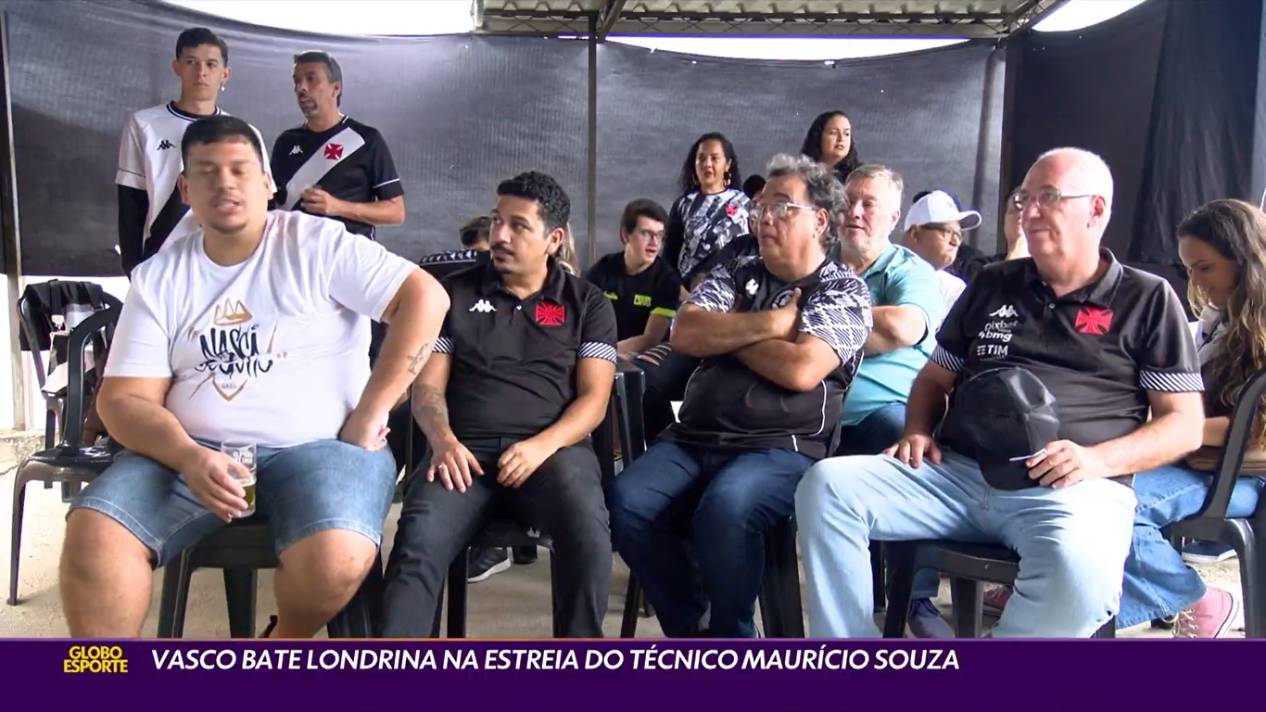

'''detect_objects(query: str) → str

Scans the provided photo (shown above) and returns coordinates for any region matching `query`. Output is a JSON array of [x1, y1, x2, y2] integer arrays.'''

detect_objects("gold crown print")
[[213, 299, 253, 326]]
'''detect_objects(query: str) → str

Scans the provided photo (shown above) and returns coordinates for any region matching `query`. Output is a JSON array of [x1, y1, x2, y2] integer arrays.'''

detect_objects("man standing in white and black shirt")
[[269, 51, 405, 239], [116, 27, 272, 277]]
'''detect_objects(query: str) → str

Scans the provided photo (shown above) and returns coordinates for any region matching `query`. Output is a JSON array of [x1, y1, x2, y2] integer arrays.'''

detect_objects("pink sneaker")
[[1174, 587, 1240, 638], [983, 585, 1012, 615]]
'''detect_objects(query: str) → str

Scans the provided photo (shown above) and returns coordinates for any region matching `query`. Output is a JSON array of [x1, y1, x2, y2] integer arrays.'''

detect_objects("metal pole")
[[971, 42, 1003, 253], [0, 10, 26, 430], [586, 12, 597, 268]]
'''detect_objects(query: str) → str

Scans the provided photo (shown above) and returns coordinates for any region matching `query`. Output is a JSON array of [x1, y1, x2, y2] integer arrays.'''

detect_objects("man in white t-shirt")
[[61, 115, 449, 638], [116, 27, 274, 277], [902, 190, 981, 309]]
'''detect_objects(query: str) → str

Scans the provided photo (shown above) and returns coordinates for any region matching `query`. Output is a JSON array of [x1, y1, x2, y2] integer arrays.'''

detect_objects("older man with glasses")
[[796, 147, 1206, 638], [608, 154, 871, 638], [902, 190, 983, 309]]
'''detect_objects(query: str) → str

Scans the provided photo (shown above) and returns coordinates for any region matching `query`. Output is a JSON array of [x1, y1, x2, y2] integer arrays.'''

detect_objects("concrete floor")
[[0, 452, 1248, 639]]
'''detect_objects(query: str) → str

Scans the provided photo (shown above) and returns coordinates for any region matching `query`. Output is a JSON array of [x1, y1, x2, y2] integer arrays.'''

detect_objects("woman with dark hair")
[[661, 132, 751, 288], [1111, 199, 1266, 638], [800, 110, 859, 182]]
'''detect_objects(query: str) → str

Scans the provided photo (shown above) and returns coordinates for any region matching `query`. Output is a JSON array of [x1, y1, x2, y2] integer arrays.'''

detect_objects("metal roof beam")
[[596, 0, 628, 40], [481, 8, 1015, 38]]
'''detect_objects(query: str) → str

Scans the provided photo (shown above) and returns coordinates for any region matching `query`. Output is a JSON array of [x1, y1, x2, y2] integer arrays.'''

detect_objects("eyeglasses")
[[748, 201, 818, 223], [632, 229, 664, 242], [1011, 188, 1097, 212], [921, 225, 962, 241]]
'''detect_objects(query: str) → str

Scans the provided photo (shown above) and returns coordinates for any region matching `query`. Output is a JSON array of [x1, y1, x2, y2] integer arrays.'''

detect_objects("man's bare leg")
[[60, 509, 154, 636], [271, 529, 376, 638]]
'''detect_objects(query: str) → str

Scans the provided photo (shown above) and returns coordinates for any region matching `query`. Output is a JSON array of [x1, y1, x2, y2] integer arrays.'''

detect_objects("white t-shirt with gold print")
[[107, 210, 416, 448]]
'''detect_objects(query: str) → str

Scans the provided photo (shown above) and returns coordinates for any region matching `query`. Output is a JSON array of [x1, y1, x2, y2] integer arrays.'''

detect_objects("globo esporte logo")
[[63, 644, 128, 673]]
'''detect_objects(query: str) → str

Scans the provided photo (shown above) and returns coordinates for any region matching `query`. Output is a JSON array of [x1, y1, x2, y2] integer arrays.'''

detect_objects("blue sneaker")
[[907, 598, 954, 639]]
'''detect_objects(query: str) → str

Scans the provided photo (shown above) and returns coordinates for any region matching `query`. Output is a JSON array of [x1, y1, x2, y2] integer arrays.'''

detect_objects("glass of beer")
[[221, 442, 257, 518]]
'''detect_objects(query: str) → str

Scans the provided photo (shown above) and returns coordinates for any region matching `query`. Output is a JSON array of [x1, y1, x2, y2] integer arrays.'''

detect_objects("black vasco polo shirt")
[[584, 252, 682, 341], [665, 256, 872, 459], [435, 258, 618, 440], [932, 249, 1202, 451], [270, 116, 403, 238]]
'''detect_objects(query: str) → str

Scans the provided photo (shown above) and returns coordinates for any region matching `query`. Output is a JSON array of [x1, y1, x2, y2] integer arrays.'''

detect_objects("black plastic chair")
[[9, 303, 118, 605], [883, 541, 1116, 638], [432, 367, 642, 638], [156, 518, 383, 638], [1163, 367, 1266, 638], [15, 281, 120, 450]]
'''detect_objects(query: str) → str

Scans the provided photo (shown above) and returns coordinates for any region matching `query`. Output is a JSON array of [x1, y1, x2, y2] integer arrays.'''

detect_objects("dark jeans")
[[838, 403, 939, 601], [380, 439, 611, 637], [608, 440, 813, 637]]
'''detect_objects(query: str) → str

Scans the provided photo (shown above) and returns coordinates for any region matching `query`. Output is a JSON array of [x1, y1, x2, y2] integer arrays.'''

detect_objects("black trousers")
[[380, 439, 611, 637]]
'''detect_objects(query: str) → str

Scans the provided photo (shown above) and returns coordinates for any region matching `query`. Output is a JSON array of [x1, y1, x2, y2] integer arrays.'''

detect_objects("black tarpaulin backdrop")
[[594, 41, 1004, 262], [1005, 0, 1264, 263], [4, 0, 1001, 276]]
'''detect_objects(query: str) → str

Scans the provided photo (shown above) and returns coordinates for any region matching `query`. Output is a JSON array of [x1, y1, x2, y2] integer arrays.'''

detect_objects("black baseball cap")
[[940, 367, 1061, 490]]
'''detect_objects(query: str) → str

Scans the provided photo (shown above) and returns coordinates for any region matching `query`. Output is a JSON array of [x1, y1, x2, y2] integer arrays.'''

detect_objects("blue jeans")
[[608, 440, 813, 637], [1117, 464, 1264, 628], [796, 450, 1136, 637], [836, 403, 939, 601], [72, 439, 398, 565]]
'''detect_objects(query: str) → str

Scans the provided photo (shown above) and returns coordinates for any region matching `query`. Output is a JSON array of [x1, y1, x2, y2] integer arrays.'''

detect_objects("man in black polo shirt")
[[797, 147, 1205, 637], [609, 154, 872, 637], [585, 199, 682, 358], [381, 172, 617, 637], [270, 51, 404, 239]]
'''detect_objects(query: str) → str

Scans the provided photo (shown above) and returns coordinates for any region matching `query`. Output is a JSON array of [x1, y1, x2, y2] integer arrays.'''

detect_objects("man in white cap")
[[902, 190, 982, 308]]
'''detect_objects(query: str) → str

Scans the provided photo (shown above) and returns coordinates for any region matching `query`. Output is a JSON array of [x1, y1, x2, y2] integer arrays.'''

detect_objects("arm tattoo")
[[411, 384, 450, 431], [406, 340, 434, 375]]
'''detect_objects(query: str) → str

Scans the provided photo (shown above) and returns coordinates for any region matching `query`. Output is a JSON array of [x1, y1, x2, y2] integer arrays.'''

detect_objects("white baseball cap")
[[904, 190, 982, 231]]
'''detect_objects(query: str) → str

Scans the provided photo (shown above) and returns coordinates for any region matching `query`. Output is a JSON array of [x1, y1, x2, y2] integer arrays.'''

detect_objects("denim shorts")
[[71, 438, 398, 567]]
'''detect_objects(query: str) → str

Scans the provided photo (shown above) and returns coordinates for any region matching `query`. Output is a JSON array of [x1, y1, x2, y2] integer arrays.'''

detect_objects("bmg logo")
[[64, 644, 128, 673]]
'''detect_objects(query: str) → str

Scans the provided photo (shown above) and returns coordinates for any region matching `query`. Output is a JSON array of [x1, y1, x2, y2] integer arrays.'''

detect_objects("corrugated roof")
[[476, 0, 1068, 38]]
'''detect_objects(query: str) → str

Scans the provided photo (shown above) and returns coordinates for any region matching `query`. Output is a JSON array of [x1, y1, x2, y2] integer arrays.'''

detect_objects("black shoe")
[[512, 545, 538, 565], [467, 547, 511, 583]]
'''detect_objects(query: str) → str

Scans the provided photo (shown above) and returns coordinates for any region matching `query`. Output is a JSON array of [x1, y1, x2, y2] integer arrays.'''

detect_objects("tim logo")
[[323, 143, 344, 160], [1074, 306, 1113, 335], [989, 304, 1019, 318], [535, 301, 566, 327], [64, 645, 128, 674]]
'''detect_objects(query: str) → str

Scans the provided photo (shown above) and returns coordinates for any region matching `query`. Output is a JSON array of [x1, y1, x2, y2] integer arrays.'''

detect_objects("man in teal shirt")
[[835, 165, 945, 456], [834, 164, 950, 638]]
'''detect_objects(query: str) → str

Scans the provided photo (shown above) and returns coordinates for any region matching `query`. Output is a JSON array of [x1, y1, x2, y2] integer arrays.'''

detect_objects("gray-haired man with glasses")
[[609, 154, 872, 637], [797, 147, 1205, 638]]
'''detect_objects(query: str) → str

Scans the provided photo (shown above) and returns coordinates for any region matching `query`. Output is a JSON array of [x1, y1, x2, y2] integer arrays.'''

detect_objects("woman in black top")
[[800, 110, 860, 184]]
